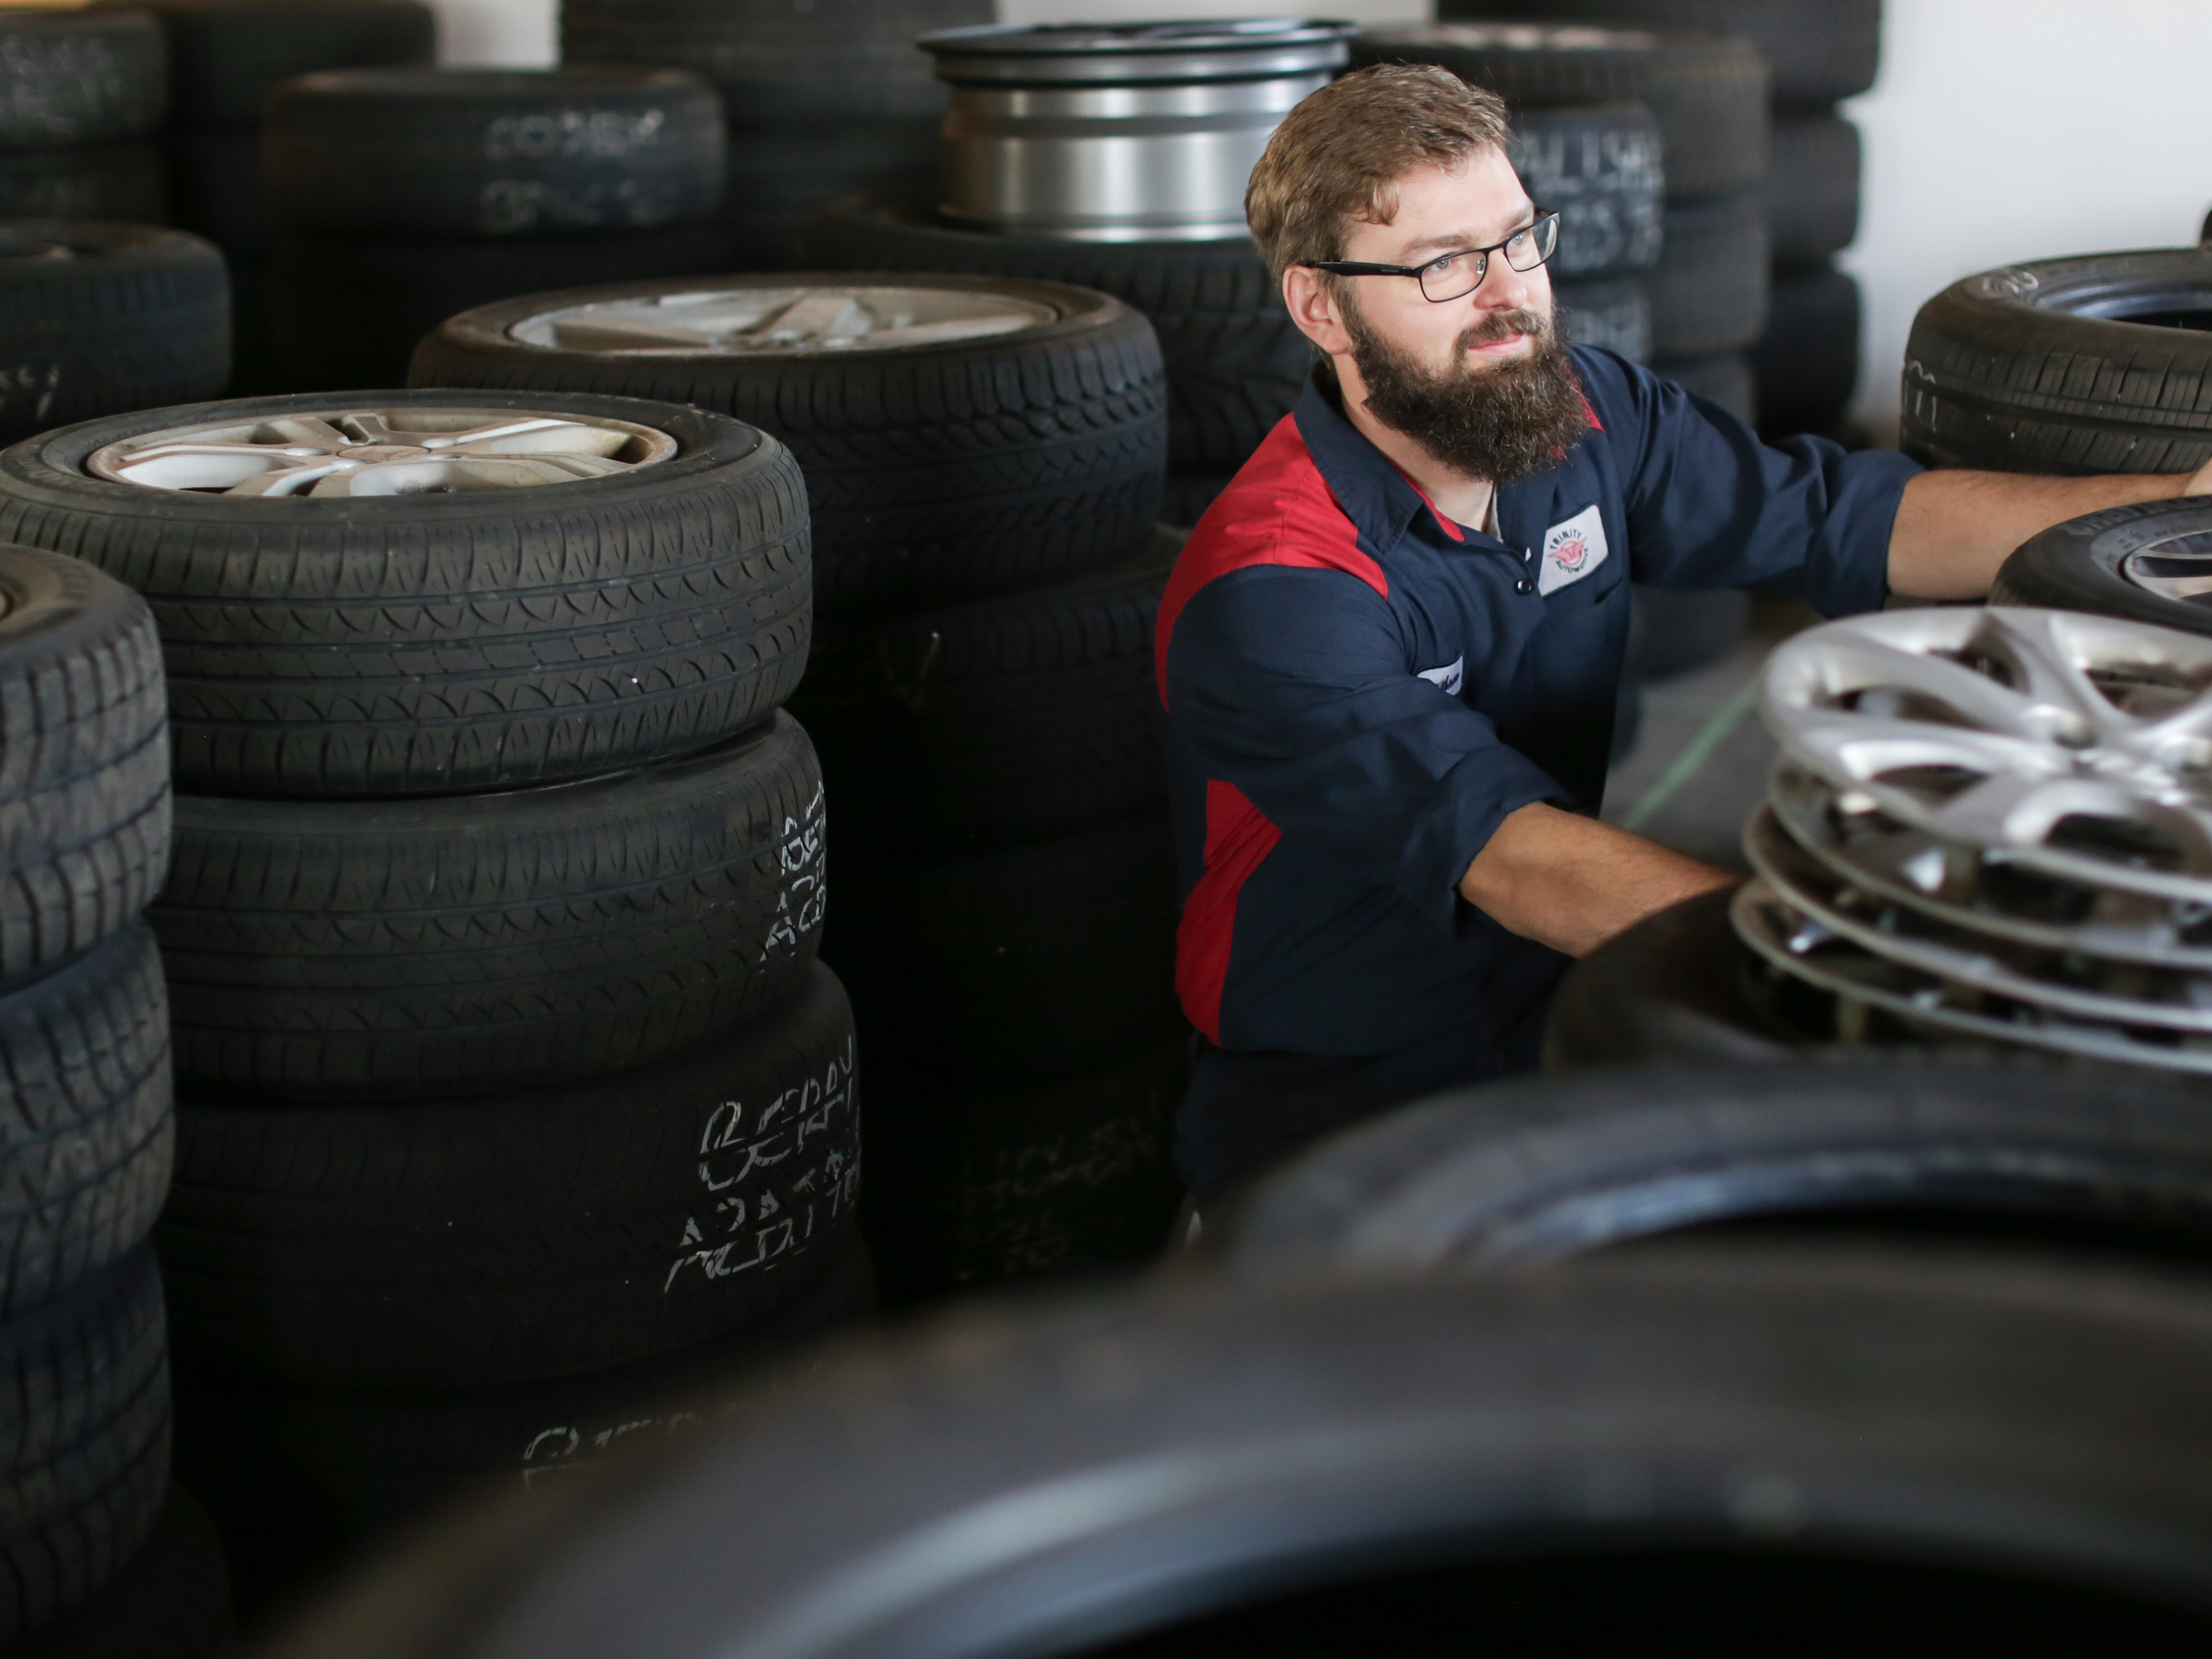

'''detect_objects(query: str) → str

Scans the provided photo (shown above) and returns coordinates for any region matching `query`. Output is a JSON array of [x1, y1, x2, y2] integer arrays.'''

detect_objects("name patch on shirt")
[[1416, 655, 1464, 697], [1537, 503, 1609, 596]]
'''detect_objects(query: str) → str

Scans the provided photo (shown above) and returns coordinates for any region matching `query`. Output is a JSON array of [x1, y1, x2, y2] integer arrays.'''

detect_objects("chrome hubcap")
[[508, 285, 1058, 356]]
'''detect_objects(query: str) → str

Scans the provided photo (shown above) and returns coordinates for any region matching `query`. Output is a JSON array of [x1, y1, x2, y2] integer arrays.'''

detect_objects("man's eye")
[[1505, 229, 1531, 253], [1430, 252, 1464, 274]]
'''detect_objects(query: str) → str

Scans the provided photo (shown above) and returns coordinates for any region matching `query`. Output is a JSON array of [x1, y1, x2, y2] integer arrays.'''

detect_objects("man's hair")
[[1245, 64, 1512, 285]]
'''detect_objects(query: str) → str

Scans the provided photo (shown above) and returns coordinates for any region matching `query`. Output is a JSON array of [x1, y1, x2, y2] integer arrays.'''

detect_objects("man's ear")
[[1283, 265, 1354, 359]]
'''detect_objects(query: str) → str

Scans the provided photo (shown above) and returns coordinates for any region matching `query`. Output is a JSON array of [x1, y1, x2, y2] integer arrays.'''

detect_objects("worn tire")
[[411, 274, 1168, 615], [1651, 351, 1755, 425], [1543, 886, 1787, 1071], [1557, 276, 1651, 363], [1508, 103, 1662, 280], [0, 12, 166, 149], [1649, 190, 1768, 357], [802, 199, 1302, 474], [0, 224, 228, 445], [153, 712, 827, 1102], [1752, 263, 1860, 437], [1766, 112, 1861, 268], [1902, 251, 2212, 476], [264, 69, 725, 239], [124, 0, 434, 133], [8, 1486, 228, 1659], [795, 528, 1178, 851], [1457, 0, 1881, 106], [0, 390, 809, 797], [0, 144, 165, 223], [1993, 497, 2212, 637], [1355, 23, 1769, 200]]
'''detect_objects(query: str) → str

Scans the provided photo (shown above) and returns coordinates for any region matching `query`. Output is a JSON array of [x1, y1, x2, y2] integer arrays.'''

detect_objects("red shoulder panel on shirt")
[[1154, 414, 1387, 707]]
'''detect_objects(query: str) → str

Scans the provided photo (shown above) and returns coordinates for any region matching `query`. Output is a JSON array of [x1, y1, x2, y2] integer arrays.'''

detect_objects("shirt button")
[[1515, 577, 1535, 596]]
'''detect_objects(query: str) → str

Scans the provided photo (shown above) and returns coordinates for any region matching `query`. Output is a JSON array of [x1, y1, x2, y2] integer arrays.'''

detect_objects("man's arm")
[[1458, 801, 1736, 958], [1888, 458, 2212, 601]]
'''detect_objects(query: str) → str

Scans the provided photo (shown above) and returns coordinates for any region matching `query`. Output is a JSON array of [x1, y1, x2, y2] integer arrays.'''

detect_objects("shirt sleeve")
[[1575, 347, 1922, 617], [1164, 562, 1569, 929]]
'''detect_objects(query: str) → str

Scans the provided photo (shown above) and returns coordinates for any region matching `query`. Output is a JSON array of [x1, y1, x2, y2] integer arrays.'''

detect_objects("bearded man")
[[1160, 64, 2212, 1204]]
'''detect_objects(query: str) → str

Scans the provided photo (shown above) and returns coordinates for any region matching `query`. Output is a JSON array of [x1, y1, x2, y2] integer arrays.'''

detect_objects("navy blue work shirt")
[[1156, 345, 1922, 1066]]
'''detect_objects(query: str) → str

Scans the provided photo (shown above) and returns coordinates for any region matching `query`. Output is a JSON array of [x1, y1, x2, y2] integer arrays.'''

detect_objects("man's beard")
[[1342, 295, 1591, 487]]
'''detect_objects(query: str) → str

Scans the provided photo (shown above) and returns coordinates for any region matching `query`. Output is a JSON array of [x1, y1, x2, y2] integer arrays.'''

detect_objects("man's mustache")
[[1457, 309, 1549, 353]]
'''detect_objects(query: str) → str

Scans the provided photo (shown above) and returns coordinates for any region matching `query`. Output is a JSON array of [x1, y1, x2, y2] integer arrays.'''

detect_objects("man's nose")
[[1479, 254, 1540, 312]]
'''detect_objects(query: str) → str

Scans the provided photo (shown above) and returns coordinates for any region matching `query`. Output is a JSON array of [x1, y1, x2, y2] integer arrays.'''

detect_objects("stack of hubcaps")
[[1735, 605, 2212, 1074]]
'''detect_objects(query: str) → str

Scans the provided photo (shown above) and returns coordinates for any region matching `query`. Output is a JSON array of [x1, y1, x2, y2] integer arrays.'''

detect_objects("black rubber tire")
[[8, 1486, 229, 1659], [1451, 0, 1882, 106], [160, 961, 857, 1385], [827, 811, 1180, 1093], [1766, 112, 1861, 268], [152, 712, 827, 1102], [0, 546, 169, 983], [0, 924, 172, 1327], [263, 68, 725, 239], [411, 274, 1169, 616], [0, 389, 809, 798], [0, 223, 229, 445], [1993, 497, 2212, 637], [1354, 24, 1770, 201], [559, 0, 989, 123], [1160, 471, 1232, 529], [0, 144, 165, 223], [1223, 1061, 2212, 1280], [1556, 276, 1650, 363], [1508, 103, 1662, 280], [272, 226, 749, 390], [794, 528, 1180, 852], [800, 199, 1302, 475], [863, 1030, 1187, 1307], [124, 0, 434, 133], [1648, 190, 1769, 357], [1624, 585, 1749, 681], [1902, 250, 2212, 476], [0, 1245, 170, 1649], [721, 120, 937, 271], [255, 1254, 2212, 1659], [0, 12, 167, 149], [166, 131, 272, 257], [1651, 351, 1755, 425], [1752, 263, 1860, 437]]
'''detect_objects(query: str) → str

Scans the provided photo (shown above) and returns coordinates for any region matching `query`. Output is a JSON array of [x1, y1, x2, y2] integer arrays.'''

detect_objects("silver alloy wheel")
[[507, 285, 1058, 356], [1761, 606, 2212, 904], [84, 407, 677, 497], [2121, 529, 2212, 608]]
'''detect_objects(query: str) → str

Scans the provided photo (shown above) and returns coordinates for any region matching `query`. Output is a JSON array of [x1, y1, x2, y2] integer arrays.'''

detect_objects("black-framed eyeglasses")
[[1307, 211, 1561, 303]]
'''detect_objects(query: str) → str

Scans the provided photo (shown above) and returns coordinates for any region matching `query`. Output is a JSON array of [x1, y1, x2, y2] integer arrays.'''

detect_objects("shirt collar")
[[1290, 368, 1486, 555]]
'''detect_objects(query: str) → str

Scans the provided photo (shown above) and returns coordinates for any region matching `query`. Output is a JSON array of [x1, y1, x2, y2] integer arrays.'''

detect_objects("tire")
[[160, 962, 857, 1385], [559, 0, 989, 123], [1902, 251, 2212, 476], [257, 1255, 2212, 1659], [0, 1246, 169, 1649], [1766, 112, 1861, 268], [0, 924, 171, 1325], [272, 226, 749, 390], [722, 120, 937, 270], [1624, 585, 1748, 681], [1354, 24, 1770, 200], [1651, 351, 1756, 424], [1222, 1062, 2212, 1280], [1752, 264, 1860, 437], [0, 224, 229, 445], [8, 1486, 229, 1659], [166, 131, 272, 257], [1160, 471, 1232, 529], [263, 69, 725, 239], [0, 390, 809, 798], [801, 199, 1304, 474], [793, 528, 1180, 851], [129, 0, 435, 133], [0, 12, 166, 149], [411, 274, 1169, 615], [153, 712, 827, 1102], [1648, 190, 1769, 357], [1452, 0, 1882, 106], [827, 811, 1180, 1092], [0, 546, 169, 983], [863, 1031, 1187, 1307], [1992, 497, 2212, 638], [1557, 276, 1650, 363], [0, 144, 165, 223], [1507, 103, 1662, 280]]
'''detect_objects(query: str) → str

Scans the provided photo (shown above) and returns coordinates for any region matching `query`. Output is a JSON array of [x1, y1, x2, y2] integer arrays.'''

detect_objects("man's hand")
[[1459, 801, 1738, 958], [1888, 465, 2212, 602]]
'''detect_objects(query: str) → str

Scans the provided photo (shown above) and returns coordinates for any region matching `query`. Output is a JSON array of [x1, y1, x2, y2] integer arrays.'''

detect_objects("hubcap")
[[507, 285, 1058, 356]]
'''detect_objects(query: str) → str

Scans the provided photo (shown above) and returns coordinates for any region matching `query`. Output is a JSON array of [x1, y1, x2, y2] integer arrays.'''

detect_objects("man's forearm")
[[1458, 801, 1737, 958], [1887, 468, 2203, 601]]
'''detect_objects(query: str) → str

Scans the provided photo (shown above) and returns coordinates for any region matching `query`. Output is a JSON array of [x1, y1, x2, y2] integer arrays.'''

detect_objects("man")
[[1160, 64, 2212, 1204]]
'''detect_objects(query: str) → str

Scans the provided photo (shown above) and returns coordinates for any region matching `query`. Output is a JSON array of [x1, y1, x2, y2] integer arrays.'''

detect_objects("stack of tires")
[[134, 0, 437, 394], [0, 8, 169, 223], [413, 274, 1184, 1308], [263, 67, 738, 390], [0, 389, 860, 1610], [561, 0, 988, 268], [0, 546, 231, 1657]]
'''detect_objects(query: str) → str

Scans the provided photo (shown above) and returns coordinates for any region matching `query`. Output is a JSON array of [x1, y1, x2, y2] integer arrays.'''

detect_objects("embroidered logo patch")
[[1537, 503, 1609, 596], [1417, 655, 1465, 697]]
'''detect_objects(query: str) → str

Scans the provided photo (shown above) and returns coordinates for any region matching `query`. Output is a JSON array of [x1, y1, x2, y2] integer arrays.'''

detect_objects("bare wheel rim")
[[83, 407, 679, 498], [2121, 526, 2212, 608], [1760, 606, 2212, 904], [505, 284, 1061, 356]]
